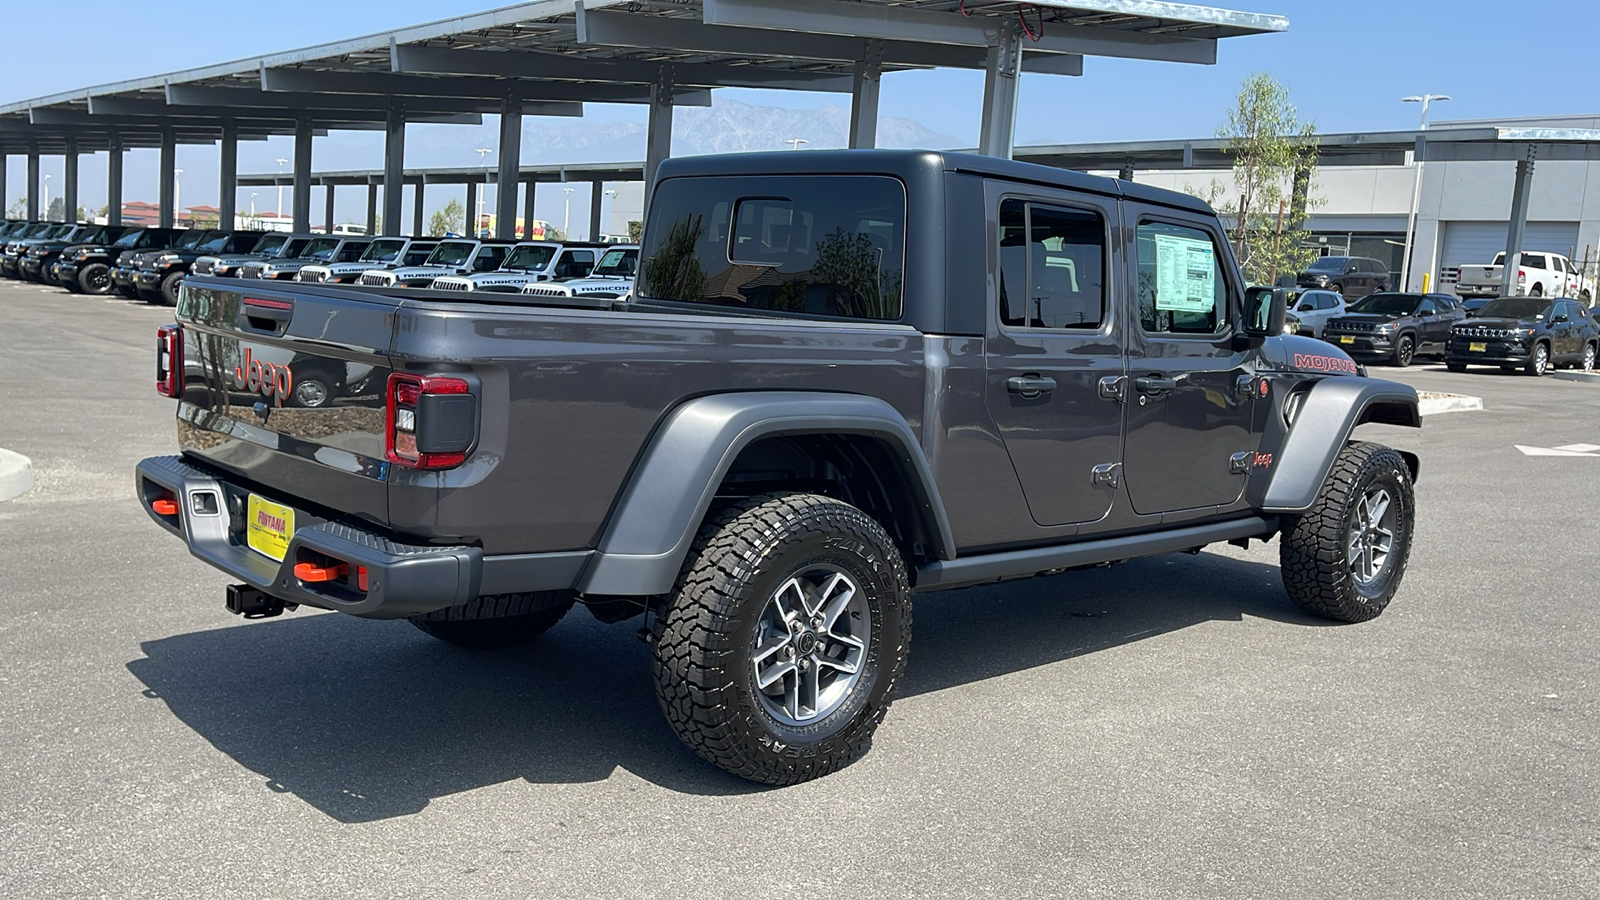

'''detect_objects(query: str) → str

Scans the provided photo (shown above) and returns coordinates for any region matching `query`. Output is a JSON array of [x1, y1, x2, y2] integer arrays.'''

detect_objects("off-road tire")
[[1391, 333, 1415, 367], [158, 270, 184, 307], [1524, 341, 1550, 376], [1280, 442, 1413, 623], [654, 492, 910, 786], [409, 591, 575, 649]]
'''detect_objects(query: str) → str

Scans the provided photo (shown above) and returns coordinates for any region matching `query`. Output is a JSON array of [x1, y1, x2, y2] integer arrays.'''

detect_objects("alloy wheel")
[[1347, 487, 1396, 586], [751, 566, 870, 726]]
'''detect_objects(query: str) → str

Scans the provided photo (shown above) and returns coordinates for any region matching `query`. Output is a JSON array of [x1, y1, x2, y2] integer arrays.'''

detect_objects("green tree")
[[6, 198, 25, 218], [427, 198, 465, 236], [46, 197, 64, 222], [627, 220, 643, 243], [1206, 73, 1320, 285]]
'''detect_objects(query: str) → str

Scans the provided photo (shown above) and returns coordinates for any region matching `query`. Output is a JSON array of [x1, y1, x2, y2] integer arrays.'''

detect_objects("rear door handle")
[[1007, 375, 1057, 396], [1135, 375, 1179, 394]]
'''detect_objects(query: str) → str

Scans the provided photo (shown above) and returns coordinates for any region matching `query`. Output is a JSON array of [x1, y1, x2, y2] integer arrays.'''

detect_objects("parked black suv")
[[1298, 256, 1392, 299], [21, 224, 129, 286], [135, 231, 267, 305], [58, 227, 185, 295], [1446, 297, 1600, 375], [1322, 292, 1467, 366]]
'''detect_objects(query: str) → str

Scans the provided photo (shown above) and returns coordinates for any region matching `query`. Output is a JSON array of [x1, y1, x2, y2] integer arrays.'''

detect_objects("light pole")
[[605, 189, 617, 241], [174, 169, 183, 226], [1400, 94, 1450, 291], [42, 174, 51, 220], [250, 192, 258, 217], [563, 187, 574, 237], [275, 158, 287, 223], [784, 138, 809, 151], [474, 148, 492, 235]]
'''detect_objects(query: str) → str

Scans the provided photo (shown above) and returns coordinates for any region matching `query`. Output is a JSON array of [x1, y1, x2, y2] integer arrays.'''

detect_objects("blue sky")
[[2, 0, 1597, 225]]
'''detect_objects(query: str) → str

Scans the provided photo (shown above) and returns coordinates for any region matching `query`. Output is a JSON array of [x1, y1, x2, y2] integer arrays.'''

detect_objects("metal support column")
[[63, 138, 79, 222], [383, 104, 406, 237], [588, 183, 604, 241], [0, 154, 6, 218], [106, 136, 123, 226], [523, 181, 537, 238], [366, 183, 378, 235], [218, 122, 238, 231], [292, 116, 313, 233], [465, 180, 478, 236], [643, 65, 676, 215], [1118, 160, 1135, 182], [977, 23, 1024, 159], [413, 179, 425, 236], [25, 147, 39, 221], [1500, 152, 1536, 298], [849, 39, 883, 150], [496, 96, 523, 239], [324, 184, 336, 234], [158, 131, 176, 228]]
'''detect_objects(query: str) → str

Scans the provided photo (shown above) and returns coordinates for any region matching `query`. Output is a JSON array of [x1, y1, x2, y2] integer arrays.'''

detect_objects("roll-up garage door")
[[1440, 221, 1580, 270]]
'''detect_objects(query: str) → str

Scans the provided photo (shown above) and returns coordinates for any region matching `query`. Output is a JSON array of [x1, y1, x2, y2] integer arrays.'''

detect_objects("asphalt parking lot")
[[1, 281, 1596, 899]]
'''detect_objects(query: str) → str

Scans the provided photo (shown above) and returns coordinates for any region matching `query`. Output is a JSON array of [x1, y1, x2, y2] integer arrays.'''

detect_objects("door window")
[[997, 199, 1106, 330], [1522, 254, 1546, 269], [1136, 220, 1229, 334], [1417, 299, 1438, 316], [473, 246, 509, 271]]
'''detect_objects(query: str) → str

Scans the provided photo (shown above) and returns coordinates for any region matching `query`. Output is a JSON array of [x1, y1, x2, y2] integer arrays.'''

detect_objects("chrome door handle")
[[1006, 375, 1057, 397]]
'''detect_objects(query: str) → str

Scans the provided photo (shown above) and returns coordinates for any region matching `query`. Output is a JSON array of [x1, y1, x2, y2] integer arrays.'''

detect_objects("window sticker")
[[1152, 233, 1216, 312]]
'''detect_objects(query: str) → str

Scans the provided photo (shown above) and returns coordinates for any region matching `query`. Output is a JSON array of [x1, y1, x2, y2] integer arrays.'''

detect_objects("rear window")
[[637, 174, 907, 321]]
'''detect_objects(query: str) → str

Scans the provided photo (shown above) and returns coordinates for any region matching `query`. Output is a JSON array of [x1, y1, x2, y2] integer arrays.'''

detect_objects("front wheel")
[[654, 492, 910, 785], [1280, 442, 1414, 623], [158, 271, 184, 307], [1524, 342, 1550, 376], [1583, 343, 1597, 373], [78, 263, 112, 295], [1391, 334, 1415, 367]]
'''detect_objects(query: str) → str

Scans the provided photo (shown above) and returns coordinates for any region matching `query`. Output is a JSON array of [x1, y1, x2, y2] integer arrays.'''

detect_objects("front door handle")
[[1007, 375, 1057, 397], [1135, 375, 1179, 395]]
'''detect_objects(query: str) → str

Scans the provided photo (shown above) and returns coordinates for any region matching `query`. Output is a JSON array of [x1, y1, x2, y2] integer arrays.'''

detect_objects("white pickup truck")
[[1456, 251, 1594, 301]]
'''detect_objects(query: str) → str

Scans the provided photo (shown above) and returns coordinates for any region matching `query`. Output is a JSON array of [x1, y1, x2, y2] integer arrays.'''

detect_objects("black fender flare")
[[1254, 377, 1421, 514], [577, 392, 955, 597]]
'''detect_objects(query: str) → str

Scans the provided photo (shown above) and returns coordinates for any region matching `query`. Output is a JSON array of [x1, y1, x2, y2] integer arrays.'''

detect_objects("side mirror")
[[1241, 286, 1286, 341], [1552, 314, 1569, 323]]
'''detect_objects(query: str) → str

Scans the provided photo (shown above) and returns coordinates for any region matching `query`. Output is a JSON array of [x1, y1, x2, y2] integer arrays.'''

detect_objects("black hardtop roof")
[[655, 149, 1214, 215]]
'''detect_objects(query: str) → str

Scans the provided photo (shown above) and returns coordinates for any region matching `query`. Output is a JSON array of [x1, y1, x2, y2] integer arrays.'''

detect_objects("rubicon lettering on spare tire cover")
[[233, 347, 292, 407]]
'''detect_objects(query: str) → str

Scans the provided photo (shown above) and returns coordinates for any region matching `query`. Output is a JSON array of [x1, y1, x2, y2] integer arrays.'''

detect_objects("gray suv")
[[1298, 256, 1391, 299]]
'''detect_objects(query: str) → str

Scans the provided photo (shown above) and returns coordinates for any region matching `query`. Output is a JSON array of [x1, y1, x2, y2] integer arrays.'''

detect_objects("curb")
[[1417, 392, 1483, 416], [0, 448, 33, 501], [1553, 371, 1600, 385]]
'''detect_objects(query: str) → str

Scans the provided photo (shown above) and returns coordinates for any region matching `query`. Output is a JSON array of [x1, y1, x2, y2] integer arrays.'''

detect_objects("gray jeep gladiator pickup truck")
[[136, 150, 1421, 785]]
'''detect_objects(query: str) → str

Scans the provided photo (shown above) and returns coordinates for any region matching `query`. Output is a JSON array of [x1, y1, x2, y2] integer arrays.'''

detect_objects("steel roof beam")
[[161, 84, 578, 118], [393, 44, 857, 92], [258, 66, 713, 106], [30, 108, 435, 131], [575, 8, 1083, 75], [701, 0, 1217, 65], [91, 94, 489, 125]]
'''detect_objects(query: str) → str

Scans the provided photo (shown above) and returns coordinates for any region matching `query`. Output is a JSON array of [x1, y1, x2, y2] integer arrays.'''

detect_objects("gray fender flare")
[[1256, 377, 1421, 513], [577, 392, 956, 597]]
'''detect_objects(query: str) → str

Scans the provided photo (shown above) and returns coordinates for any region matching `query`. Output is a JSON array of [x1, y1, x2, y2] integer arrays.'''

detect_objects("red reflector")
[[357, 566, 369, 592], [294, 561, 349, 583], [151, 498, 179, 516], [243, 296, 294, 310]]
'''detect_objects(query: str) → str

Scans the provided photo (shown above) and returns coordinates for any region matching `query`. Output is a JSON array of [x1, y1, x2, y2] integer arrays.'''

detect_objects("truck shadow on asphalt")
[[127, 549, 1325, 822]]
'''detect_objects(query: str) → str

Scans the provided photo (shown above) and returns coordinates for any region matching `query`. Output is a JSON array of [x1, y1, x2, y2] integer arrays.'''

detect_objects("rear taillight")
[[156, 324, 182, 397], [1518, 269, 1527, 283], [385, 373, 476, 469]]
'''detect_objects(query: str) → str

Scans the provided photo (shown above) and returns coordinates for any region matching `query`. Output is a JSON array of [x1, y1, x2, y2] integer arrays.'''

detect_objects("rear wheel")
[[1331, 282, 1344, 297], [1530, 284, 1544, 298], [654, 492, 910, 785], [409, 592, 575, 649], [1280, 442, 1414, 623], [78, 263, 111, 295], [1524, 342, 1550, 376], [1584, 343, 1597, 373]]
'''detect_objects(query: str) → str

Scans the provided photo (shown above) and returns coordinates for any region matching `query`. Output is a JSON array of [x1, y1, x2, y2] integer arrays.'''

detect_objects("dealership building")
[[1091, 114, 1600, 292]]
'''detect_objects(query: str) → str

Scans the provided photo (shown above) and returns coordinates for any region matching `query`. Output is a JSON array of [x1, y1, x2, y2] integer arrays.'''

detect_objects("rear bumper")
[[135, 455, 589, 619], [1456, 285, 1503, 297]]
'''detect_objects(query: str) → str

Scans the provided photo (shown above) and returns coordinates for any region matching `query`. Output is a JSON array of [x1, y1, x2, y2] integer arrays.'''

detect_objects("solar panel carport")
[[0, 0, 1286, 238]]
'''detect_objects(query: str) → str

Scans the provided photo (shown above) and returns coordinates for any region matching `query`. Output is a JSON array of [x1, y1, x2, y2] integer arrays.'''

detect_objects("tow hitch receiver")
[[226, 584, 295, 619]]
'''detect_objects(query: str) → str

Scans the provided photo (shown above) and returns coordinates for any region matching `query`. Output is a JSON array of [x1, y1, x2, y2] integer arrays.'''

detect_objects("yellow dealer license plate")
[[247, 495, 295, 562], [1339, 335, 1355, 345], [1469, 342, 1487, 353]]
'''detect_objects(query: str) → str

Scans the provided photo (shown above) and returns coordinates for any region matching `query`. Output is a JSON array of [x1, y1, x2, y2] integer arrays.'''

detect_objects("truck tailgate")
[[175, 277, 395, 527]]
